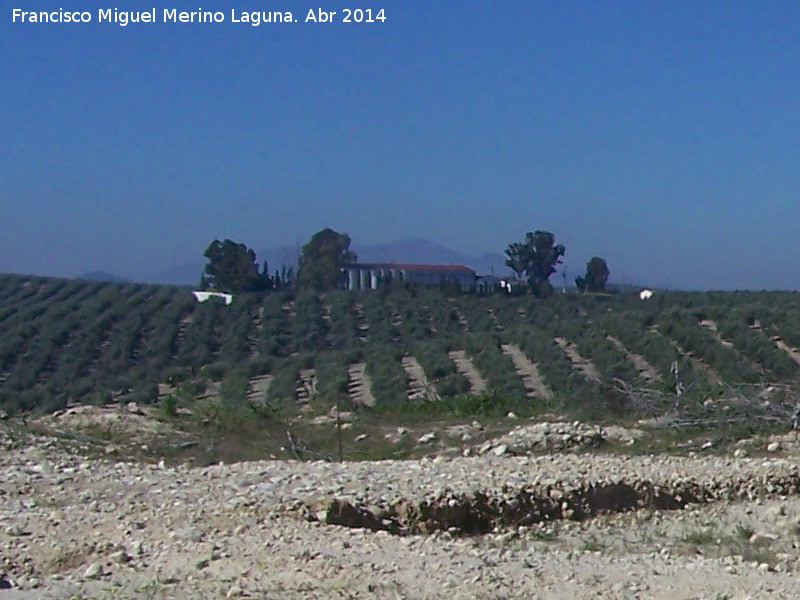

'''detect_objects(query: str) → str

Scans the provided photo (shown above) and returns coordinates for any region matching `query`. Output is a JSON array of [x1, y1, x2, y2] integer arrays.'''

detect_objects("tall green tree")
[[576, 256, 610, 293], [504, 242, 528, 280], [202, 239, 271, 293], [297, 228, 356, 291], [504, 230, 565, 297]]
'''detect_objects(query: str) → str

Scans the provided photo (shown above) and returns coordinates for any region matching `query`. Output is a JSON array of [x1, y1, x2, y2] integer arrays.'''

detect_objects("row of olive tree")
[[504, 230, 610, 296]]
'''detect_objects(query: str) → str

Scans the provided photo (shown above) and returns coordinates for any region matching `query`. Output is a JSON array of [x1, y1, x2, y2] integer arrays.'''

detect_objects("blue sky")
[[2, 1, 800, 289]]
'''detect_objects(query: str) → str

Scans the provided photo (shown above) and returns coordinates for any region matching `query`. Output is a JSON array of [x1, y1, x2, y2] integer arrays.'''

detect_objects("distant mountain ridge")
[[77, 271, 129, 283], [147, 238, 510, 285]]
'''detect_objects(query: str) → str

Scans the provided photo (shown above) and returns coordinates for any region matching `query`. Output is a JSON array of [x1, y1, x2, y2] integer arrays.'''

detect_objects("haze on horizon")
[[3, 1, 800, 290]]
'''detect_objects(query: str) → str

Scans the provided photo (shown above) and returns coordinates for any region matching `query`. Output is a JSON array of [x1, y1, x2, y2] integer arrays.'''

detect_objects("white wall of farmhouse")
[[343, 263, 476, 291]]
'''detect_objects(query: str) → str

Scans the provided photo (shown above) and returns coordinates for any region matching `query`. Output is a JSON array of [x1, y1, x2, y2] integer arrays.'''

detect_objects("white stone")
[[83, 562, 103, 579], [492, 444, 508, 457]]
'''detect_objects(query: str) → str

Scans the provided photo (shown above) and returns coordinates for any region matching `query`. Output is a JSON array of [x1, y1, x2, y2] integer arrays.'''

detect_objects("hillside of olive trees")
[[3, 273, 800, 425]]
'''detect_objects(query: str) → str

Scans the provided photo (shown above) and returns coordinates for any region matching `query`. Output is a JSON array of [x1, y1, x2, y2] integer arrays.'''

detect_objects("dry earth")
[[606, 336, 661, 383], [246, 376, 272, 404], [4, 414, 800, 599], [773, 339, 800, 368], [501, 344, 553, 400], [553, 338, 602, 383], [401, 357, 434, 401], [698, 320, 762, 374], [448, 351, 487, 395], [295, 370, 316, 406], [658, 331, 723, 386], [347, 363, 376, 408]]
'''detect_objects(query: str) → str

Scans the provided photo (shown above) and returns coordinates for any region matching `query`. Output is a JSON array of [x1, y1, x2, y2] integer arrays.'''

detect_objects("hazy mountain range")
[[135, 238, 511, 286], [76, 271, 130, 283]]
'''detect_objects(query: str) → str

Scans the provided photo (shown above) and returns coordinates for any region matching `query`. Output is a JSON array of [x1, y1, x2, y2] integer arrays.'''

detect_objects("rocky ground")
[[3, 412, 800, 599]]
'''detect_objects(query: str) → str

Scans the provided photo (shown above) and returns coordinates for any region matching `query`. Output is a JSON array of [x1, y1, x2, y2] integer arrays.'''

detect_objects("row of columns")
[[346, 268, 403, 291]]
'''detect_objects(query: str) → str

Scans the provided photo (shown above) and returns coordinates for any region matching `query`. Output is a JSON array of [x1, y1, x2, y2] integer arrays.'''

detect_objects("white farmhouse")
[[343, 263, 477, 292], [192, 291, 234, 305]]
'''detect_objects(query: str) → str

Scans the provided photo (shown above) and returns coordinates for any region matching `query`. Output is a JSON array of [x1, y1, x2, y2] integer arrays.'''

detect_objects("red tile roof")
[[348, 263, 475, 274]]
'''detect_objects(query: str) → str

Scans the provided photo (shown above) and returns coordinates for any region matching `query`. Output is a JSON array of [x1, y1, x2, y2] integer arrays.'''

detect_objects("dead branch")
[[286, 430, 301, 459]]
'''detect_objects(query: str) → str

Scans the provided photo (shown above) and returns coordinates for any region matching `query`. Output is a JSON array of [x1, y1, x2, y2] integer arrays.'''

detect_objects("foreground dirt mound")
[[3, 423, 800, 599], [477, 421, 645, 456], [311, 453, 800, 534], [33, 403, 182, 444]]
